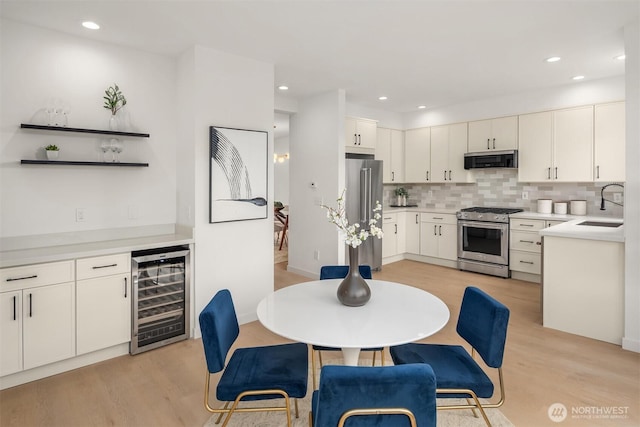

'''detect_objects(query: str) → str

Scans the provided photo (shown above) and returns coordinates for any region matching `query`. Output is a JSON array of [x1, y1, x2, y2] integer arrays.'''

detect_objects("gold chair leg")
[[381, 349, 385, 366], [215, 402, 229, 424], [295, 398, 299, 418], [372, 351, 377, 366], [318, 350, 324, 366]]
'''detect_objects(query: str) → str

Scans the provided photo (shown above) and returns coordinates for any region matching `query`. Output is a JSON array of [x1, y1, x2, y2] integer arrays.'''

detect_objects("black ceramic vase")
[[337, 245, 371, 307]]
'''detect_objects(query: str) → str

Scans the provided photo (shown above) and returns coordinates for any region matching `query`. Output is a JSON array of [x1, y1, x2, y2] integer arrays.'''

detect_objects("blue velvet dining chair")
[[309, 364, 437, 427], [390, 286, 510, 426], [199, 289, 308, 427], [312, 265, 384, 389]]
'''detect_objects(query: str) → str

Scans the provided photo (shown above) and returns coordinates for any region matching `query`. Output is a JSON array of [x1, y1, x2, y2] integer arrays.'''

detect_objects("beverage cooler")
[[130, 245, 190, 354]]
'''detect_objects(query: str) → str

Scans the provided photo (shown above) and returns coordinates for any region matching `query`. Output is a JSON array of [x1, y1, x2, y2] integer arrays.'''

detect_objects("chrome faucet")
[[600, 183, 624, 210]]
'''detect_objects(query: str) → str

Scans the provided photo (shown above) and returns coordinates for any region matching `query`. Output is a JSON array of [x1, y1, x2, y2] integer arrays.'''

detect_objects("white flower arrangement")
[[321, 189, 383, 248]]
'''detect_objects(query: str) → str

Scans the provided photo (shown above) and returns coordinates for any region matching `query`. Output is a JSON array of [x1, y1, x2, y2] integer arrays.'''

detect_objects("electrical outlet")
[[75, 208, 86, 222], [614, 193, 623, 203], [522, 191, 529, 200]]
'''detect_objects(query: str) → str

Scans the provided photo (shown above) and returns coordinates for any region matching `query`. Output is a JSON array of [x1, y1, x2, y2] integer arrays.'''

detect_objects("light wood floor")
[[1, 260, 638, 426]]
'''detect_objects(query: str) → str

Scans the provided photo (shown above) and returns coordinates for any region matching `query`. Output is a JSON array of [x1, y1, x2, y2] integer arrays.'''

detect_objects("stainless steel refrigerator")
[[345, 155, 383, 271]]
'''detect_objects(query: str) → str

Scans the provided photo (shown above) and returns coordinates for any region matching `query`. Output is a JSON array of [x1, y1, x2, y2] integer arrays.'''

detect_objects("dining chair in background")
[[309, 364, 437, 427], [390, 286, 510, 426], [199, 289, 308, 427], [311, 265, 384, 389]]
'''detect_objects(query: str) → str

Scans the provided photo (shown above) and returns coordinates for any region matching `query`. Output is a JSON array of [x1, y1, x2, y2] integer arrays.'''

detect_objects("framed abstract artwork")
[[209, 126, 268, 223]]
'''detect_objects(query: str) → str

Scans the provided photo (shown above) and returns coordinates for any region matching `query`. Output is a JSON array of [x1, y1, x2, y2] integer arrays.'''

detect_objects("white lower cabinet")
[[22, 282, 76, 370], [405, 212, 420, 254], [419, 213, 457, 261], [382, 213, 398, 258], [510, 219, 564, 277], [76, 254, 131, 355], [0, 291, 22, 376]]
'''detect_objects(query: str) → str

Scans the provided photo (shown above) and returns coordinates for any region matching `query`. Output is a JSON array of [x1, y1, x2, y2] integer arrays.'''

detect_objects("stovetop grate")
[[459, 207, 523, 215]]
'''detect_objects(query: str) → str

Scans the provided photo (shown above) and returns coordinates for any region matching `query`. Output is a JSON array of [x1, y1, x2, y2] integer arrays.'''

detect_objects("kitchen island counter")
[[539, 217, 624, 243]]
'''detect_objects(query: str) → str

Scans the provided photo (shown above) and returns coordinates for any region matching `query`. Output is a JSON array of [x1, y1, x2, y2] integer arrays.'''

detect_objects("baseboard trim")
[[622, 337, 640, 353]]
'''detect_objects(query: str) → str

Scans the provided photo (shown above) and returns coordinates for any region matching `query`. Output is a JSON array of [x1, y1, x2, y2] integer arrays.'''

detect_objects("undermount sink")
[[576, 220, 623, 228]]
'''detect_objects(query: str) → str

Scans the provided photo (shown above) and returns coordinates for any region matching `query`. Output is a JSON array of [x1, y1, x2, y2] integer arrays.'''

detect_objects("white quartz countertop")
[[539, 217, 624, 243], [510, 211, 584, 221], [384, 206, 458, 215], [0, 232, 194, 268]]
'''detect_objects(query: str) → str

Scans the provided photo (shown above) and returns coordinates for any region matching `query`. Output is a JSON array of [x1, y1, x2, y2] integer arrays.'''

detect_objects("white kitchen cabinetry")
[[376, 128, 404, 183], [419, 213, 457, 261], [0, 261, 75, 375], [430, 123, 473, 183], [468, 116, 518, 152], [76, 253, 131, 355], [510, 219, 564, 279], [382, 213, 399, 258], [518, 106, 593, 182], [594, 102, 625, 182], [404, 127, 431, 183], [345, 117, 377, 153], [405, 212, 421, 255]]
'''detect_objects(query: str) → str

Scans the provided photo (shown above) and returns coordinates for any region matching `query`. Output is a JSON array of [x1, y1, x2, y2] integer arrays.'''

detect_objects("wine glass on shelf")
[[111, 138, 123, 163], [101, 140, 112, 162]]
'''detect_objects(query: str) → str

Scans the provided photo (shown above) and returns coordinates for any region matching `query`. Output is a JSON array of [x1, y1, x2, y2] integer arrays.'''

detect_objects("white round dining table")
[[256, 279, 450, 366]]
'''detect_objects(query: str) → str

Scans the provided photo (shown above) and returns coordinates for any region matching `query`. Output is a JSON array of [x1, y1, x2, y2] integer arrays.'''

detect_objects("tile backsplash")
[[384, 169, 624, 217]]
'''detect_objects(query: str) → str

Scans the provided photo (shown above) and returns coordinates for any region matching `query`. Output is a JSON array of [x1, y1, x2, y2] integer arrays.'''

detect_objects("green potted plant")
[[394, 187, 408, 206], [103, 83, 127, 130], [44, 144, 59, 160]]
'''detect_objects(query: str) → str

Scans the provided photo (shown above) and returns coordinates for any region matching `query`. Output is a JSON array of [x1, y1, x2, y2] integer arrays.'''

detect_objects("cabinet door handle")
[[448, 170, 452, 181], [520, 260, 534, 265], [443, 170, 447, 180], [439, 225, 442, 236], [415, 214, 419, 224], [487, 138, 490, 150], [13, 296, 17, 321], [6, 274, 37, 282], [519, 240, 534, 244], [358, 134, 362, 145], [492, 138, 496, 149], [394, 224, 397, 234], [519, 223, 534, 227], [426, 171, 429, 181], [536, 242, 542, 246], [29, 293, 33, 317], [432, 217, 443, 220], [92, 263, 117, 269], [596, 165, 600, 179], [433, 225, 437, 235], [547, 167, 551, 180], [555, 167, 558, 179], [124, 277, 128, 298], [391, 171, 394, 181], [353, 133, 357, 145]]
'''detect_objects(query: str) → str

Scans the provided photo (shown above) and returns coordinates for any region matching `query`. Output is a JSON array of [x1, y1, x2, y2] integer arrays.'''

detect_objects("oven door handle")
[[457, 220, 509, 231]]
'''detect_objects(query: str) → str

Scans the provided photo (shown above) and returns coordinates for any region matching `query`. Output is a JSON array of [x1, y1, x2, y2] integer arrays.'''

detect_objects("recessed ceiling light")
[[546, 56, 561, 63], [378, 96, 388, 101], [82, 21, 100, 30], [573, 75, 585, 80], [418, 105, 426, 109], [277, 85, 288, 91], [615, 54, 626, 60]]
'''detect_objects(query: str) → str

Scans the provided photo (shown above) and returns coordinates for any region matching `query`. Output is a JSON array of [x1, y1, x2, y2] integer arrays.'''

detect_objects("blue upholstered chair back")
[[313, 364, 437, 427], [456, 286, 510, 368], [199, 289, 240, 374], [319, 265, 372, 280]]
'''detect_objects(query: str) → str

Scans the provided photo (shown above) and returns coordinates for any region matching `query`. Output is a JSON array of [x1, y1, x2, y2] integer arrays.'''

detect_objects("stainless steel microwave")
[[464, 149, 518, 169]]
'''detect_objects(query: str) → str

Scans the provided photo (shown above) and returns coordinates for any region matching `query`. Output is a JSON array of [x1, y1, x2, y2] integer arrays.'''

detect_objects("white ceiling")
[[1, 1, 636, 115]]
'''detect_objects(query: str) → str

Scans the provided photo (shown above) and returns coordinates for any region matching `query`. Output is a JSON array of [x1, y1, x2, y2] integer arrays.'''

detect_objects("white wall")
[[288, 90, 346, 277], [274, 135, 290, 205], [0, 19, 177, 237], [623, 15, 640, 353], [346, 102, 404, 130], [403, 75, 625, 129], [177, 45, 275, 329]]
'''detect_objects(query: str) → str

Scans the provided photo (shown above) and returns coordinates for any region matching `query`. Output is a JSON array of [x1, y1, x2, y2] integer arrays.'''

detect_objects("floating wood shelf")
[[20, 123, 150, 138], [21, 160, 149, 167]]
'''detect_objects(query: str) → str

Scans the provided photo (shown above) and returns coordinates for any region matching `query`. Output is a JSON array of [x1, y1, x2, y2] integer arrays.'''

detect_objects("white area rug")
[[203, 358, 514, 427]]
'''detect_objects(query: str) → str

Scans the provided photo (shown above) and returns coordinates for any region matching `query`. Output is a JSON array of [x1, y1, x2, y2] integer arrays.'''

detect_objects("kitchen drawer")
[[382, 213, 397, 224], [77, 253, 130, 280], [510, 218, 545, 231], [420, 213, 457, 225], [1, 261, 75, 292], [510, 230, 542, 253], [510, 251, 541, 275]]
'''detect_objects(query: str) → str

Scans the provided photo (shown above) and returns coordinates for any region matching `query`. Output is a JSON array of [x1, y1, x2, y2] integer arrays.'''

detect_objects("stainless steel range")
[[457, 207, 523, 278]]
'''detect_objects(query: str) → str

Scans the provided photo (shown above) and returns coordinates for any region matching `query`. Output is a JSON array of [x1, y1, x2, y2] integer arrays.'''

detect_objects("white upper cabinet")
[[376, 128, 404, 183], [430, 123, 473, 183], [404, 127, 431, 183], [468, 116, 518, 152], [518, 106, 593, 182], [346, 117, 377, 152], [594, 102, 625, 182]]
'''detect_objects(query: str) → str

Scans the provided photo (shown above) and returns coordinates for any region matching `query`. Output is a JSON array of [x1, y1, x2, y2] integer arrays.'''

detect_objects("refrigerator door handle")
[[360, 167, 372, 226]]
